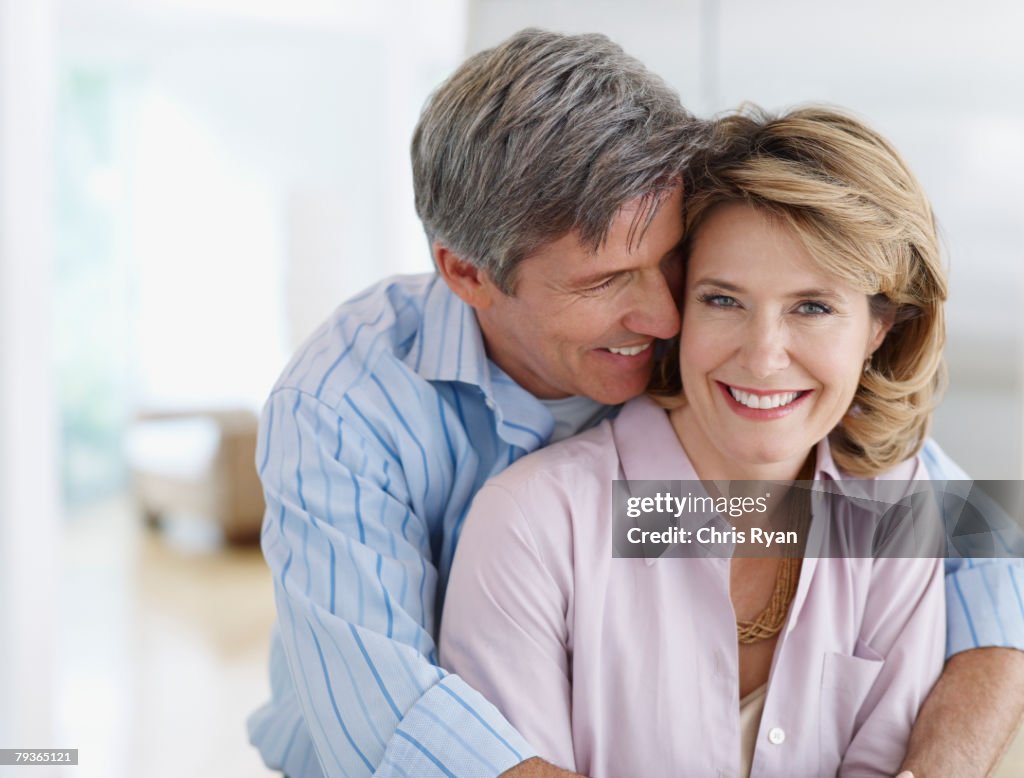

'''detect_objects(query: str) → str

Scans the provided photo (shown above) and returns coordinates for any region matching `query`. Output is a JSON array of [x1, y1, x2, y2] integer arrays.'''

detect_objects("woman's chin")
[[725, 444, 813, 478]]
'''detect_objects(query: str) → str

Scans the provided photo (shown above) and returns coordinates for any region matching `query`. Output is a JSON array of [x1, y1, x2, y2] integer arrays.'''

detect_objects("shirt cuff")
[[376, 674, 537, 778], [945, 557, 1024, 658]]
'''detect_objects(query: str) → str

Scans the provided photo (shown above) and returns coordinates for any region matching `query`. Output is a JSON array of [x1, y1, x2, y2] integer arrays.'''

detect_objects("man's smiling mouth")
[[604, 343, 652, 357]]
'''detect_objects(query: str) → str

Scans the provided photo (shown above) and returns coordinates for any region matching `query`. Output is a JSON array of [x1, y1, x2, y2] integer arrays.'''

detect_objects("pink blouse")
[[440, 396, 944, 777]]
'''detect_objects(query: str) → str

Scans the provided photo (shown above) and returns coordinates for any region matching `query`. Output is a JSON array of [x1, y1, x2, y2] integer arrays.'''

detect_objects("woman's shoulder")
[[814, 445, 940, 557], [486, 418, 622, 496], [867, 453, 928, 481], [483, 393, 681, 506], [819, 439, 927, 483], [464, 418, 622, 567]]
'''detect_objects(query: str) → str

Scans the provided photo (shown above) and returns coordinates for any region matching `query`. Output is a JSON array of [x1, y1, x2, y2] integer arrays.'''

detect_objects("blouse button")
[[768, 727, 786, 745]]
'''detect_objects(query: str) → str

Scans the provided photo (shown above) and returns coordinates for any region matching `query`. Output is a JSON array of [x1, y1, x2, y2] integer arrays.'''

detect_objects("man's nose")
[[622, 270, 681, 339], [739, 318, 791, 379]]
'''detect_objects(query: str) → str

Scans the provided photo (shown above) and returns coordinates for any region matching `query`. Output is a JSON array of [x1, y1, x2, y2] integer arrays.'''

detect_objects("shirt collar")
[[612, 397, 719, 565], [613, 395, 696, 481], [613, 395, 841, 483], [404, 276, 488, 386], [404, 276, 556, 449], [610, 397, 832, 599], [814, 435, 843, 481], [611, 398, 921, 635]]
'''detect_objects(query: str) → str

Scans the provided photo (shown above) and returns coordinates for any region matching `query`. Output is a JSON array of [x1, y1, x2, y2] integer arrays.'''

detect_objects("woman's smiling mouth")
[[718, 382, 812, 418]]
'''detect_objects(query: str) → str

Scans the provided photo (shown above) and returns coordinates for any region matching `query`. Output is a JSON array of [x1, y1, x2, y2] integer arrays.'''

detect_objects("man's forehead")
[[497, 187, 685, 297], [505, 245, 675, 303]]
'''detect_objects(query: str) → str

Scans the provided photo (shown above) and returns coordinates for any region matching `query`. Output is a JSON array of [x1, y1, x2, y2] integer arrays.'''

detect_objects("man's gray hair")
[[412, 28, 707, 294]]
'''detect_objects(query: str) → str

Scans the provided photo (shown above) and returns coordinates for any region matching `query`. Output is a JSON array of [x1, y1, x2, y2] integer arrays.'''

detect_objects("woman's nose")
[[739, 318, 791, 379]]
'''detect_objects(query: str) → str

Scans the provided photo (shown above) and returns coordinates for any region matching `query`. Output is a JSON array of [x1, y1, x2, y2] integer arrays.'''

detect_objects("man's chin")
[[585, 381, 649, 406]]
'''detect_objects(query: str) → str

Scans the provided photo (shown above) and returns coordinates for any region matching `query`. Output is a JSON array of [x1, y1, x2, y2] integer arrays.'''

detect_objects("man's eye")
[[583, 276, 618, 294], [698, 293, 739, 308], [795, 301, 834, 315]]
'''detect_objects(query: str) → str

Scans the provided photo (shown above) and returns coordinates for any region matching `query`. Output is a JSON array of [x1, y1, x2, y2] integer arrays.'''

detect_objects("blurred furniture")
[[125, 408, 264, 544]]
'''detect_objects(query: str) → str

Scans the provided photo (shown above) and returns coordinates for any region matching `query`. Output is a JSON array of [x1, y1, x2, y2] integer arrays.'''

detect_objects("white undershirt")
[[739, 683, 768, 778], [539, 395, 610, 443]]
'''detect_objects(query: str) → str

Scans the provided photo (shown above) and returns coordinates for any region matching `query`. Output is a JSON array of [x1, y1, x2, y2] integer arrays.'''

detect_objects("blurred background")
[[1, 0, 1021, 775]]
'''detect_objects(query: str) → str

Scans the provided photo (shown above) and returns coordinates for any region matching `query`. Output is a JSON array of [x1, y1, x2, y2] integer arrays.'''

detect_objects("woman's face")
[[671, 202, 890, 480]]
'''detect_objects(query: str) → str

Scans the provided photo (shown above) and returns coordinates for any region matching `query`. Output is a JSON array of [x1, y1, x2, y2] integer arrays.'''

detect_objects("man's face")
[[473, 186, 685, 404]]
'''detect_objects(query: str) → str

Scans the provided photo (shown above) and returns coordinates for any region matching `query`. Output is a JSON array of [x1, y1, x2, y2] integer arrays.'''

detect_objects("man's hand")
[[900, 647, 1024, 777], [501, 757, 586, 777]]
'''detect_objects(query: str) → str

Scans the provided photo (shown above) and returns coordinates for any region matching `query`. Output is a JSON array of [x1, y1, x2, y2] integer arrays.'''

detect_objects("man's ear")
[[433, 242, 499, 310]]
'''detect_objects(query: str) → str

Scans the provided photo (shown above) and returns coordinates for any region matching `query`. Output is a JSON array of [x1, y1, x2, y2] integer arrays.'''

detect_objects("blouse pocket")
[[818, 641, 885, 774]]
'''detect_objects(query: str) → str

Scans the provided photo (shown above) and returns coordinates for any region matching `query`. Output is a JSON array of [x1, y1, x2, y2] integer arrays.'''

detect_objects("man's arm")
[[258, 386, 536, 777], [906, 440, 1024, 777], [899, 648, 1024, 777]]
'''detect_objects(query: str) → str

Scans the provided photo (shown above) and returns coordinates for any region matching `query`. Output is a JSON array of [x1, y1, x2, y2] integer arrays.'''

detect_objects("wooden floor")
[[55, 496, 1024, 778], [1001, 732, 1024, 778], [56, 496, 277, 778]]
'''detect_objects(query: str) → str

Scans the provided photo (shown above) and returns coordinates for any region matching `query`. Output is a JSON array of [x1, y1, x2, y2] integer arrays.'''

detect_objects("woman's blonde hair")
[[650, 105, 948, 476]]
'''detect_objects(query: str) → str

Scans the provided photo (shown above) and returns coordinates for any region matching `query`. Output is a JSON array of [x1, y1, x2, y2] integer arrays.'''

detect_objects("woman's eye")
[[795, 301, 834, 315], [699, 293, 739, 308]]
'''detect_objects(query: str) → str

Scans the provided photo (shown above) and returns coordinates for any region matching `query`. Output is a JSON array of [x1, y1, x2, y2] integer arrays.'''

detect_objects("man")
[[248, 28, 1024, 778]]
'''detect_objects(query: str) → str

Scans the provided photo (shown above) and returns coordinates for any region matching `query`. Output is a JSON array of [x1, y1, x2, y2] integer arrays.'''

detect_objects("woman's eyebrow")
[[692, 277, 744, 292], [693, 278, 845, 300], [789, 288, 844, 300]]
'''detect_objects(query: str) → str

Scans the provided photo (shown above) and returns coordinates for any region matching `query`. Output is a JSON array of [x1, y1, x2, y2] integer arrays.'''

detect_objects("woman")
[[440, 106, 948, 777]]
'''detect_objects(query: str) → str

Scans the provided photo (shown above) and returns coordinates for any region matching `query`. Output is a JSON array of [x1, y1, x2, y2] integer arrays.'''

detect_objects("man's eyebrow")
[[571, 238, 686, 288], [568, 269, 620, 288]]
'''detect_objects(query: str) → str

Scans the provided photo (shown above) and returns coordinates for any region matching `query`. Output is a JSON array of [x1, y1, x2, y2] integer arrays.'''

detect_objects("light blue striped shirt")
[[248, 273, 1024, 777]]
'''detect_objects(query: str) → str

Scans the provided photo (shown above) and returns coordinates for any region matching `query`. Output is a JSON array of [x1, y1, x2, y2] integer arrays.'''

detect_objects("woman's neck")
[[668, 405, 816, 483]]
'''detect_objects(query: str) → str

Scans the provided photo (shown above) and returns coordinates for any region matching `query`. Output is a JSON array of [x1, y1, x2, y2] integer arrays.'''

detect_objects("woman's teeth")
[[606, 343, 650, 357], [728, 387, 800, 409]]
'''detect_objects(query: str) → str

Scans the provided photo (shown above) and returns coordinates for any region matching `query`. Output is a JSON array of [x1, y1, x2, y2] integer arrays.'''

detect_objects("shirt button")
[[768, 727, 786, 745]]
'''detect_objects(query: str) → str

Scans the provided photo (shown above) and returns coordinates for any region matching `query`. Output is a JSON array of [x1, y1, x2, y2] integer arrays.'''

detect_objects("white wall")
[[0, 0, 60, 749], [59, 0, 468, 412], [468, 0, 1024, 478], [0, 0, 474, 751]]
